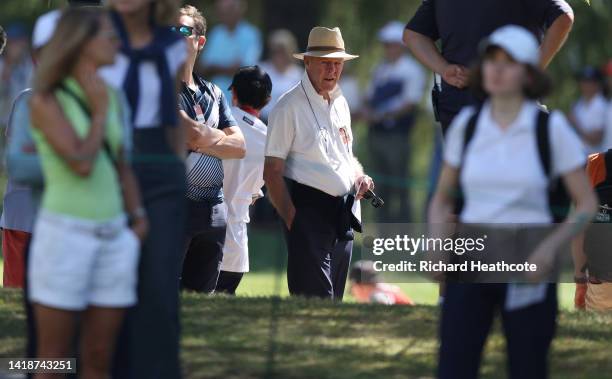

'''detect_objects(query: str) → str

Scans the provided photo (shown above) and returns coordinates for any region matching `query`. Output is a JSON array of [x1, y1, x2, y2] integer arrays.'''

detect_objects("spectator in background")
[[1, 11, 62, 290], [339, 63, 363, 121], [259, 29, 301, 121], [176, 5, 245, 294], [570, 67, 608, 153], [349, 260, 414, 305], [0, 25, 6, 55], [218, 66, 272, 295], [365, 21, 425, 223], [0, 23, 34, 133], [200, 0, 262, 100], [404, 0, 574, 136]]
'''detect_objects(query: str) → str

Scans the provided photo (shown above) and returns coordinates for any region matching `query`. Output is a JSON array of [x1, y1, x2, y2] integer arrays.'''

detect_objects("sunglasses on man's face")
[[171, 25, 195, 37]]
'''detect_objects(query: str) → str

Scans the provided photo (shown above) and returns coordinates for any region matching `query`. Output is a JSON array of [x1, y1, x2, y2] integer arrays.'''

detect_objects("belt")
[[38, 210, 126, 240], [286, 178, 362, 237]]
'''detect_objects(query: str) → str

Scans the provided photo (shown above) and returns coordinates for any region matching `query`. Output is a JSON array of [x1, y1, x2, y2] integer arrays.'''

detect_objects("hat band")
[[306, 46, 345, 53]]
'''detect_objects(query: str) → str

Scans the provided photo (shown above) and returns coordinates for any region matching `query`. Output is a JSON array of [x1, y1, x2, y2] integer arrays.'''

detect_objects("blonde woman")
[[29, 8, 146, 378], [102, 0, 187, 377]]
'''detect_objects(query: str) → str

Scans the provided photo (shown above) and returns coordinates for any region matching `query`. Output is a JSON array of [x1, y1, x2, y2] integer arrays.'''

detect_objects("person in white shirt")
[[264, 26, 374, 300], [217, 66, 272, 295], [364, 21, 426, 222], [259, 29, 302, 121], [569, 66, 608, 153], [429, 26, 596, 379]]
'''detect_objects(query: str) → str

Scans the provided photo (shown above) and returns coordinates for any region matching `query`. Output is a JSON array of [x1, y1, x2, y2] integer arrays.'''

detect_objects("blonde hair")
[[179, 5, 207, 35], [34, 7, 104, 94]]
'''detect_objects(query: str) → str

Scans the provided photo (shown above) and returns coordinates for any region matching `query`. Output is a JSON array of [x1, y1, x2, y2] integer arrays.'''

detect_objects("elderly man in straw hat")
[[264, 26, 374, 300]]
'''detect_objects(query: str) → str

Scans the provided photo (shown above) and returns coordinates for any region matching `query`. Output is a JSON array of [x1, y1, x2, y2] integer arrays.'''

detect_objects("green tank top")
[[32, 77, 125, 221]]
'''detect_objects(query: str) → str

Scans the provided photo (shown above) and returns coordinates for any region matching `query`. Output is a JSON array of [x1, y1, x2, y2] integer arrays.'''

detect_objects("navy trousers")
[[438, 283, 558, 379], [283, 180, 354, 300], [181, 199, 227, 293]]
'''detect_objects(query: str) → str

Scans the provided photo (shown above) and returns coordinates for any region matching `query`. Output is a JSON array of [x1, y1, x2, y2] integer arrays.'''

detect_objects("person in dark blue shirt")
[[404, 0, 574, 134], [175, 5, 245, 293]]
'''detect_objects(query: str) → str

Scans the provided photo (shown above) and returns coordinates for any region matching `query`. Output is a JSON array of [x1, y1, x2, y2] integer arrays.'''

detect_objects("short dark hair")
[[229, 65, 272, 110], [0, 25, 6, 56], [470, 46, 552, 101]]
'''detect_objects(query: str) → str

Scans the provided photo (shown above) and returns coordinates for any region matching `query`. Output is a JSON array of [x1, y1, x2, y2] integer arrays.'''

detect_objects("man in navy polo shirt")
[[176, 5, 246, 293], [404, 0, 574, 135]]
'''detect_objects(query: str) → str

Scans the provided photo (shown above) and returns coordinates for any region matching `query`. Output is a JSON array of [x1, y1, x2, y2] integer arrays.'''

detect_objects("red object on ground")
[[2, 229, 31, 288]]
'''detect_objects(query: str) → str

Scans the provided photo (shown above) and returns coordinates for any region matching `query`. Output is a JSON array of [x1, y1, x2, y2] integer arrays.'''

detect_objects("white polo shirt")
[[221, 107, 267, 273], [265, 72, 355, 197], [572, 93, 608, 153], [445, 101, 586, 224]]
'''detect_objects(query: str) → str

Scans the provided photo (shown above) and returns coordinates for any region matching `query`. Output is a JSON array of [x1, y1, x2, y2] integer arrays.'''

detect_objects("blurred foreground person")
[[428, 26, 596, 379], [349, 261, 414, 305], [103, 0, 187, 378], [28, 8, 145, 378], [217, 65, 272, 295], [264, 26, 374, 300]]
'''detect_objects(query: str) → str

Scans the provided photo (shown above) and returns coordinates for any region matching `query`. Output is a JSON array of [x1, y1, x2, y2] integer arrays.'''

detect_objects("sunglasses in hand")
[[171, 25, 195, 37]]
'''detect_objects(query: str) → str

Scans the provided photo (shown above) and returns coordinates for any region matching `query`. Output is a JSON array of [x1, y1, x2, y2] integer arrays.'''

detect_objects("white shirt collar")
[[300, 71, 343, 106], [481, 100, 538, 133]]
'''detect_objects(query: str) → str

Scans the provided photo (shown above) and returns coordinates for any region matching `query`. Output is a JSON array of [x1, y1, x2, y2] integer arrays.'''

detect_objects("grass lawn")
[[1, 289, 611, 379]]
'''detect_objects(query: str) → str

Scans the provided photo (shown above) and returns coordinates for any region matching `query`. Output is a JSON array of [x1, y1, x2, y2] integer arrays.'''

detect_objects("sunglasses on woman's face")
[[171, 25, 195, 37]]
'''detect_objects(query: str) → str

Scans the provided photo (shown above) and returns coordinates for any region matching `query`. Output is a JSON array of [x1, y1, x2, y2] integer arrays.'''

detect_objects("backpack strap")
[[535, 109, 551, 178], [454, 108, 480, 215], [58, 83, 117, 167], [461, 109, 479, 161]]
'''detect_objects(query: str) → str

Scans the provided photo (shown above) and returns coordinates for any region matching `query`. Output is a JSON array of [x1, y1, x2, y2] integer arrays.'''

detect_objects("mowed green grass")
[[1, 289, 611, 379]]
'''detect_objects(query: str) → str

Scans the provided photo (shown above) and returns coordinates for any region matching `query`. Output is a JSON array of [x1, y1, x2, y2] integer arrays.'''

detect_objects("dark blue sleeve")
[[527, 0, 573, 28], [405, 0, 439, 41], [217, 89, 237, 130]]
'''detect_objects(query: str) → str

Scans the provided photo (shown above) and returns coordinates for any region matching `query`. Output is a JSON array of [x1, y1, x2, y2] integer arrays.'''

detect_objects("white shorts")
[[28, 210, 140, 311]]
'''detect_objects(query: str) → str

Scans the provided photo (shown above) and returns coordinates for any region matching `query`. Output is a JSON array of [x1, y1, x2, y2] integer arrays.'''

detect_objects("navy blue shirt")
[[179, 74, 237, 202], [406, 0, 572, 128]]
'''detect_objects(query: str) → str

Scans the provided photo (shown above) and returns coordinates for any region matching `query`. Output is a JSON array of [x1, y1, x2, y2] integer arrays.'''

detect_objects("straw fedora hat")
[[293, 26, 359, 61]]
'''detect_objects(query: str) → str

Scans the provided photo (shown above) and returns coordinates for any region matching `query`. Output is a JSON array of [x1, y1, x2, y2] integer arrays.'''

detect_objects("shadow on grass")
[[1, 290, 611, 379]]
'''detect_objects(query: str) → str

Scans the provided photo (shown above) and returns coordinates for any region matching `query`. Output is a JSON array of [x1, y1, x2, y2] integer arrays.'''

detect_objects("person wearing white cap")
[[264, 26, 374, 300], [429, 25, 596, 379], [364, 20, 425, 223], [1, 9, 61, 290]]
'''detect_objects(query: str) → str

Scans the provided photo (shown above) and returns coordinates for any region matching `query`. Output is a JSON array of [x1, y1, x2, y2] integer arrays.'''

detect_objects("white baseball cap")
[[32, 10, 62, 50], [480, 25, 540, 66], [378, 21, 405, 45]]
